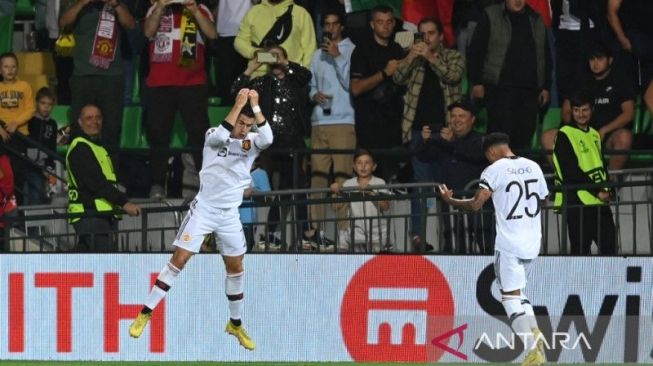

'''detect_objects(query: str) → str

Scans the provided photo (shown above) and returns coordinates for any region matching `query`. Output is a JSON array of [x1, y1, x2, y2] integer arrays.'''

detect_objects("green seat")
[[50, 105, 71, 129], [15, 0, 35, 18], [208, 96, 222, 106], [473, 107, 488, 134], [130, 59, 141, 105], [0, 15, 13, 53], [542, 107, 561, 131], [208, 106, 231, 127], [170, 112, 188, 148], [120, 106, 148, 149], [461, 73, 469, 96]]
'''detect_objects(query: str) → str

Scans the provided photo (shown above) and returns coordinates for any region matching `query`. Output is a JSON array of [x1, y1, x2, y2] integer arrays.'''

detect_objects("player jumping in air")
[[439, 133, 549, 366], [128, 88, 273, 350]]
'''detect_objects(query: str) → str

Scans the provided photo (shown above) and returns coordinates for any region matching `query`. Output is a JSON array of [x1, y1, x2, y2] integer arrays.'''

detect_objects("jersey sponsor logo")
[[341, 256, 455, 362], [242, 139, 251, 151]]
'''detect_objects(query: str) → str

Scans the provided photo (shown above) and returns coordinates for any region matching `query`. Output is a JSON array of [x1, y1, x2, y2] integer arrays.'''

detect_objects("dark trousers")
[[555, 30, 589, 103], [259, 150, 309, 242], [73, 216, 118, 252], [145, 85, 210, 187], [70, 75, 124, 165], [213, 36, 247, 105], [485, 85, 539, 150], [566, 204, 617, 255]]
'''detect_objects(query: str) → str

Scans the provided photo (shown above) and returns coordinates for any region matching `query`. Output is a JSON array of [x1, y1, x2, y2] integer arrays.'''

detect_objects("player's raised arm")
[[248, 89, 273, 150], [439, 184, 492, 212], [225, 88, 250, 126], [205, 89, 250, 147]]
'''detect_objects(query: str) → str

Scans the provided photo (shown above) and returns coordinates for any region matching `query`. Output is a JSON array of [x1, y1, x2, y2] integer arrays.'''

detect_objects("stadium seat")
[[130, 61, 141, 105], [15, 0, 35, 18], [461, 73, 469, 96], [120, 105, 149, 149], [0, 15, 13, 53], [17, 52, 55, 75], [170, 112, 188, 148], [208, 96, 222, 106], [208, 106, 231, 127], [50, 105, 70, 129], [20, 74, 49, 92], [542, 107, 561, 131], [473, 107, 488, 134]]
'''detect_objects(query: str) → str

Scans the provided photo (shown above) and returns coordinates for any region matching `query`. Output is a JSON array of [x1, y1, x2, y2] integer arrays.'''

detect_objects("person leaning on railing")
[[65, 104, 141, 252], [552, 94, 617, 255]]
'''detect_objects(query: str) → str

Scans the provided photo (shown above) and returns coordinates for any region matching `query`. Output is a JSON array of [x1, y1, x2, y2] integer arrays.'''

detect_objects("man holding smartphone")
[[392, 17, 465, 252], [307, 10, 357, 249]]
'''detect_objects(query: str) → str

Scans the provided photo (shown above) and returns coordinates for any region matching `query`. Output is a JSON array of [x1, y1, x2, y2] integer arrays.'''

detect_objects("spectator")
[[554, 45, 634, 172], [607, 0, 653, 92], [240, 160, 271, 251], [467, 0, 552, 150], [212, 0, 255, 105], [0, 145, 16, 251], [235, 0, 316, 78], [0, 52, 36, 205], [330, 149, 391, 253], [392, 17, 464, 251], [552, 94, 616, 255], [66, 104, 141, 252], [59, 0, 136, 166], [550, 0, 603, 105], [25, 87, 59, 205], [143, 0, 217, 198], [231, 44, 313, 248], [415, 100, 493, 254], [307, 10, 355, 248], [350, 5, 404, 181]]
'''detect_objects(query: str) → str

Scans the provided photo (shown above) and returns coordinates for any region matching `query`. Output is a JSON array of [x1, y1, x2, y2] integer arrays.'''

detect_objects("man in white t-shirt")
[[128, 88, 273, 351], [439, 133, 549, 366]]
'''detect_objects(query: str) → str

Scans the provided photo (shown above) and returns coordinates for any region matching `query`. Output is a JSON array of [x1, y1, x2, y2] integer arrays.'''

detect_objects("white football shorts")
[[493, 250, 533, 292], [173, 200, 246, 256]]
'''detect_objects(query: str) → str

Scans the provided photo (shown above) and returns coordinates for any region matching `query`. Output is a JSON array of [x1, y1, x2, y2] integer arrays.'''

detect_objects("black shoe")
[[304, 231, 335, 250]]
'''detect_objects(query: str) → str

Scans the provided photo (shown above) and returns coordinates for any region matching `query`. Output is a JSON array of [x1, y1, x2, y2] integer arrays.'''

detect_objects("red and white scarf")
[[90, 4, 119, 69]]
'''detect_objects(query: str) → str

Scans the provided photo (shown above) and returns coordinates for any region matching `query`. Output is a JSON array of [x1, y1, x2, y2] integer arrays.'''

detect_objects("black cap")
[[447, 99, 476, 115]]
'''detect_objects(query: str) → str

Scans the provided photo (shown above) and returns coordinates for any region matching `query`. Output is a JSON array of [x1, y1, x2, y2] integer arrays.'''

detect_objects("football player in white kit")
[[128, 88, 272, 350], [439, 133, 549, 366]]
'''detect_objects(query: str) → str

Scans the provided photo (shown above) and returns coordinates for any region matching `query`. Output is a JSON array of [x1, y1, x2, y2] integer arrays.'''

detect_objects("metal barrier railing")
[[2, 168, 652, 255]]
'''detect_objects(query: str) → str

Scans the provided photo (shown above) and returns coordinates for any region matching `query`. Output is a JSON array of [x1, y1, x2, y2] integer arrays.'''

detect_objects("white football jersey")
[[196, 122, 273, 208], [479, 156, 549, 259]]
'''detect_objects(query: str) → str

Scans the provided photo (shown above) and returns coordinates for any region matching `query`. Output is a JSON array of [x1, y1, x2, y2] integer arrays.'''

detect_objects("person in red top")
[[143, 0, 217, 198]]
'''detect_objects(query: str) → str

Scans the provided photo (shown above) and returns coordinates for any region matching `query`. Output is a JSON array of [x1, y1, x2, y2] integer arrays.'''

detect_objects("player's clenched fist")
[[248, 89, 259, 106], [235, 88, 250, 108]]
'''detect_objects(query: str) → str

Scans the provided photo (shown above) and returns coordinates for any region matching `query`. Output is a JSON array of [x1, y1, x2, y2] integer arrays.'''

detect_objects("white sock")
[[502, 295, 535, 351], [144, 262, 181, 311], [225, 272, 244, 322], [521, 294, 539, 331]]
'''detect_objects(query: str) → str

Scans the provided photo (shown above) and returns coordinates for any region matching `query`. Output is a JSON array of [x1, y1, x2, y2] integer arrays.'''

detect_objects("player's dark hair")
[[569, 93, 593, 108], [36, 87, 56, 103], [482, 133, 510, 152], [240, 104, 254, 118], [418, 17, 443, 34], [369, 5, 394, 21], [353, 148, 375, 162]]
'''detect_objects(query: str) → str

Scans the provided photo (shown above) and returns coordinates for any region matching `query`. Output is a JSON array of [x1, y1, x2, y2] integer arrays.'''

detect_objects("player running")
[[128, 88, 273, 351], [439, 133, 548, 366]]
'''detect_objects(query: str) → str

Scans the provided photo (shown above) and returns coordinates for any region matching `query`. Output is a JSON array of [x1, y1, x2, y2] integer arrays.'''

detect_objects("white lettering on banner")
[[0, 255, 650, 362]]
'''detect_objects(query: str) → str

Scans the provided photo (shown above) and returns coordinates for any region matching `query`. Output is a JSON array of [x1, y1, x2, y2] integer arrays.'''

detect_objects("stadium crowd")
[[0, 0, 652, 253]]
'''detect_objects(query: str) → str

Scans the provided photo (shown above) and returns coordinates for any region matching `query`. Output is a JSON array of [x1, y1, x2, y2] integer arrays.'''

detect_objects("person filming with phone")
[[306, 11, 357, 248], [392, 17, 465, 252], [231, 43, 315, 248]]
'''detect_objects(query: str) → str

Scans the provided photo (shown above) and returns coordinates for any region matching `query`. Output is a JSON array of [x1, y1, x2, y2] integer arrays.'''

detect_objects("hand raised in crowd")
[[421, 124, 432, 141], [248, 89, 259, 106], [183, 0, 199, 14], [384, 59, 399, 77], [154, 0, 176, 8], [244, 55, 263, 76], [321, 39, 340, 58], [122, 202, 142, 216], [235, 88, 250, 108], [440, 126, 454, 142]]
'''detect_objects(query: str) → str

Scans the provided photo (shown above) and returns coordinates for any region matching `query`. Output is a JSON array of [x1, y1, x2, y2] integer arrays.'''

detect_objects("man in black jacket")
[[66, 104, 141, 252], [415, 100, 494, 253]]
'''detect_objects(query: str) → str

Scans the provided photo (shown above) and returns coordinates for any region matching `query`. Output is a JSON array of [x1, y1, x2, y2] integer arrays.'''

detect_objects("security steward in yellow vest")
[[552, 95, 616, 255], [66, 104, 141, 252]]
